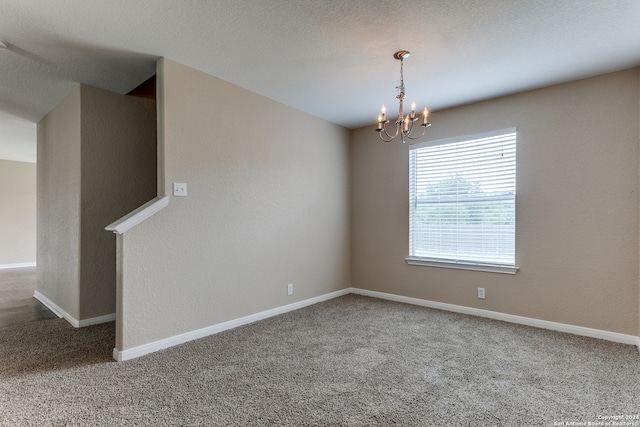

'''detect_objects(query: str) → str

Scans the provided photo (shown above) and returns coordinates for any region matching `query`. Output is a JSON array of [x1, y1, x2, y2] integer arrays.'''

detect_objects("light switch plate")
[[173, 182, 188, 197]]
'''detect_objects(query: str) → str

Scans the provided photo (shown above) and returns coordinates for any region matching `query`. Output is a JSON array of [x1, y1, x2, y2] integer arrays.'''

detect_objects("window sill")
[[405, 257, 518, 274]]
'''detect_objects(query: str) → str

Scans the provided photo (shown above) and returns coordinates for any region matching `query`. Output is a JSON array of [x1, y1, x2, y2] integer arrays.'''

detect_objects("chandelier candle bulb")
[[423, 108, 429, 124], [380, 105, 386, 121], [410, 100, 416, 118]]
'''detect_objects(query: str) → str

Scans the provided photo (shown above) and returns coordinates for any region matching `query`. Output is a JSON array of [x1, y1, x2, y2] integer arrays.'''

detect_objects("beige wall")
[[37, 85, 82, 318], [37, 84, 156, 322], [0, 159, 36, 265], [351, 68, 640, 336], [118, 58, 350, 350], [79, 85, 157, 319]]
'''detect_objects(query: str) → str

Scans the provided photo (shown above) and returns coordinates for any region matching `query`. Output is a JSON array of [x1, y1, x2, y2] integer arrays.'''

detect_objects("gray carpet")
[[1, 295, 639, 426]]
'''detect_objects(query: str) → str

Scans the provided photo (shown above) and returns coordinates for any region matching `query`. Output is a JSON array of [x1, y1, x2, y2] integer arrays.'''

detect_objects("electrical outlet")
[[173, 182, 188, 197], [477, 287, 485, 299], [287, 283, 293, 296]]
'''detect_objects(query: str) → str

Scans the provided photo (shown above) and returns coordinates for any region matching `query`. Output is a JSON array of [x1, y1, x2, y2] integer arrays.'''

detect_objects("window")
[[407, 128, 517, 274]]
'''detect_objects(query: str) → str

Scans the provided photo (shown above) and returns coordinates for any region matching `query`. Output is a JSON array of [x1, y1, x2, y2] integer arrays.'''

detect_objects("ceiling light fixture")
[[376, 50, 431, 143]]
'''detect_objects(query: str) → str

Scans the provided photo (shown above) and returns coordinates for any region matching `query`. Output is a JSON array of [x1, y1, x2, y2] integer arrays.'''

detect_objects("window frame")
[[406, 128, 518, 275]]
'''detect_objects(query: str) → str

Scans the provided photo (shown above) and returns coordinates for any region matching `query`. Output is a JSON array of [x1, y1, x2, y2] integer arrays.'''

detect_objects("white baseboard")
[[348, 288, 640, 350], [113, 288, 351, 362], [33, 291, 115, 328], [78, 313, 116, 327], [0, 262, 36, 270], [33, 291, 65, 320], [113, 287, 640, 362]]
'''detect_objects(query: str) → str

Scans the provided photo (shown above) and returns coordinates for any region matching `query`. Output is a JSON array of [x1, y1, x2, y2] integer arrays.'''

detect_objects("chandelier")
[[376, 50, 431, 143]]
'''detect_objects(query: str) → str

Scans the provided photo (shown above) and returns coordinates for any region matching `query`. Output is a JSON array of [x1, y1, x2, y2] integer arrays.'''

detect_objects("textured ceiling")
[[2, 0, 640, 163]]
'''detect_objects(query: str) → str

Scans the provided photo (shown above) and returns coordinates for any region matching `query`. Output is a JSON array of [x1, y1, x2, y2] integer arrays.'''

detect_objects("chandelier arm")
[[378, 132, 394, 142], [378, 122, 400, 141], [403, 122, 431, 141], [403, 127, 427, 141]]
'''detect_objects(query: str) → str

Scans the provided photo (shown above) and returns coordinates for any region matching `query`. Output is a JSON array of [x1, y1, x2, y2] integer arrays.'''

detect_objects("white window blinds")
[[409, 129, 516, 270]]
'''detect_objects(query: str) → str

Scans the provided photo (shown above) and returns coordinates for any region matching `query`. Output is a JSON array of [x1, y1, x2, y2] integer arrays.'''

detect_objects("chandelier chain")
[[398, 57, 405, 97]]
